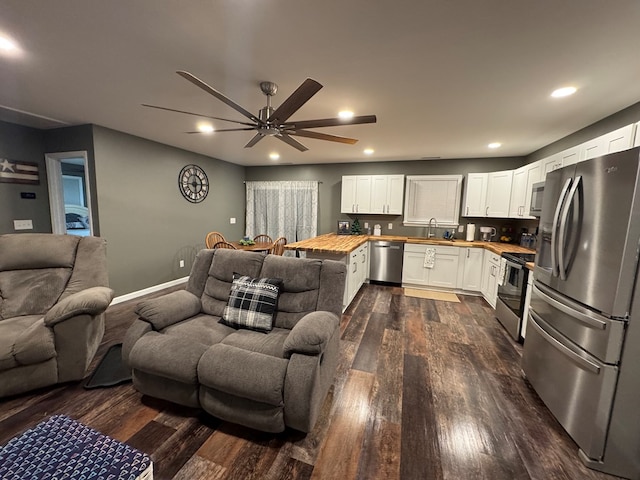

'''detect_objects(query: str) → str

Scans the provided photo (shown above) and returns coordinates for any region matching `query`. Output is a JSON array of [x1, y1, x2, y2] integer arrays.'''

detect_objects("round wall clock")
[[178, 164, 209, 203]]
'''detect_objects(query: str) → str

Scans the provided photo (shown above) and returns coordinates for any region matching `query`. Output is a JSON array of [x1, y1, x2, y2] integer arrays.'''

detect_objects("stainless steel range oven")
[[496, 252, 535, 342]]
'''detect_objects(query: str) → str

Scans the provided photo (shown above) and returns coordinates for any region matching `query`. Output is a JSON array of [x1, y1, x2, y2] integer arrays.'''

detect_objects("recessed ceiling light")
[[0, 36, 17, 52], [197, 124, 214, 134], [269, 152, 280, 160], [551, 86, 577, 98], [363, 148, 374, 155], [488, 142, 502, 149], [338, 110, 354, 119]]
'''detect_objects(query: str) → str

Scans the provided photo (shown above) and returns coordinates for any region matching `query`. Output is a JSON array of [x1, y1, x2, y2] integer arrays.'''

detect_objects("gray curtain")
[[246, 181, 318, 254]]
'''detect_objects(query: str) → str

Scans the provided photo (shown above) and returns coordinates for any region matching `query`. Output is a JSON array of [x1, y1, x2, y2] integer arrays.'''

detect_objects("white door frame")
[[45, 151, 93, 235]]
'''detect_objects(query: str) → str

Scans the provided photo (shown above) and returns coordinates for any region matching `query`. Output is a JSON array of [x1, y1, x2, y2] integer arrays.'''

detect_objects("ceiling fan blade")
[[142, 104, 256, 126], [268, 78, 322, 124], [176, 71, 261, 124], [287, 129, 358, 145], [282, 115, 377, 130], [276, 133, 309, 152], [186, 127, 256, 134], [244, 133, 265, 148]]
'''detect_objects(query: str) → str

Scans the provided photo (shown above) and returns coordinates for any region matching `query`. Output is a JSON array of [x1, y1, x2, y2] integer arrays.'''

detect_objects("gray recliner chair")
[[123, 249, 346, 433], [0, 234, 114, 398]]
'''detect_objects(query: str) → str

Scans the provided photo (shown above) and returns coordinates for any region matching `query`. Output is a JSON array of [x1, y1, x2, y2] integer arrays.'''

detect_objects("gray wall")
[[92, 126, 246, 295], [0, 120, 50, 233], [245, 156, 529, 238], [527, 101, 640, 162]]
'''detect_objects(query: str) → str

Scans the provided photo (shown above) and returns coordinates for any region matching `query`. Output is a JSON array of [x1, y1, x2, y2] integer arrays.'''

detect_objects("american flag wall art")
[[0, 158, 40, 185]]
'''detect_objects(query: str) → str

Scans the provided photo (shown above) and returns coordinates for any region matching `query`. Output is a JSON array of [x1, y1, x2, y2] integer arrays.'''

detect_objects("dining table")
[[229, 241, 273, 252]]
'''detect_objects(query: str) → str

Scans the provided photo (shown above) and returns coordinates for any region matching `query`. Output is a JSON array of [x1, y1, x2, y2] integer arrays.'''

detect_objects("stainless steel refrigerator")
[[523, 146, 640, 479]]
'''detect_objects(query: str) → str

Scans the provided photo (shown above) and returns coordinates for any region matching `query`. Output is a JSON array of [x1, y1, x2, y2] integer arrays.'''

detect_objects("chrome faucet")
[[427, 217, 438, 238]]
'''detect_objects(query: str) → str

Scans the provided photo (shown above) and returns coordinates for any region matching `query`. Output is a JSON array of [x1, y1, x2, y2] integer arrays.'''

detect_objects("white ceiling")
[[2, 1, 640, 166]]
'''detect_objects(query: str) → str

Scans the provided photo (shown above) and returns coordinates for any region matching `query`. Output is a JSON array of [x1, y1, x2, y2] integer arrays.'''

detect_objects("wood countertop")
[[285, 232, 536, 256]]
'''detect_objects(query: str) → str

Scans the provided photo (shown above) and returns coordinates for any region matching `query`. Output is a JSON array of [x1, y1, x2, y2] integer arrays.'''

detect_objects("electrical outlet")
[[179, 260, 185, 268], [458, 225, 464, 232], [364, 222, 369, 229], [388, 223, 393, 230], [14, 219, 33, 230], [230, 217, 236, 224]]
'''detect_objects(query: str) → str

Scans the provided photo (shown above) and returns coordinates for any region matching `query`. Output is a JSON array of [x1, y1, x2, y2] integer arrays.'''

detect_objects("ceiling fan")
[[143, 71, 377, 152]]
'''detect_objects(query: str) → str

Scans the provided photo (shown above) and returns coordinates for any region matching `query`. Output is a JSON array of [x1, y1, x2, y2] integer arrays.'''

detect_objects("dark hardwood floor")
[[0, 284, 623, 480]]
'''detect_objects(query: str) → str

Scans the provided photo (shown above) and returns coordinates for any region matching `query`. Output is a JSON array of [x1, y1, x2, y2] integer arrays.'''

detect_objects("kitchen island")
[[286, 233, 535, 309], [285, 232, 535, 255]]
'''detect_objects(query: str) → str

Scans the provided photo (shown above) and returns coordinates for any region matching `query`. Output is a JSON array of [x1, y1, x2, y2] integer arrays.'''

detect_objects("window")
[[403, 175, 463, 226]]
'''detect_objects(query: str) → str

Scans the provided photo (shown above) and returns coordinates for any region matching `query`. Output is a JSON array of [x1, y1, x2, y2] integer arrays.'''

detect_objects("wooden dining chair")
[[270, 237, 287, 256], [205, 231, 226, 248], [212, 241, 237, 250], [253, 234, 273, 244]]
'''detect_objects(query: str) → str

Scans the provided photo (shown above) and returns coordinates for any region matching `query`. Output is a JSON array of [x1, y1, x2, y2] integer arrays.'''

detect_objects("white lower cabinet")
[[346, 243, 368, 307], [307, 241, 368, 311], [402, 244, 460, 289], [480, 250, 501, 308], [461, 247, 484, 291]]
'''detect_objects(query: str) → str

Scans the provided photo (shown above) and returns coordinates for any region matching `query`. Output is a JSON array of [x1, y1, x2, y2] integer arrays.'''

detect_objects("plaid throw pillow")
[[222, 274, 283, 332]]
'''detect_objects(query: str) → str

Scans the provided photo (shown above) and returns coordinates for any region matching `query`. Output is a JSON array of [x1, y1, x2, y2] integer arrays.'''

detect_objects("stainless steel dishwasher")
[[369, 240, 404, 285]]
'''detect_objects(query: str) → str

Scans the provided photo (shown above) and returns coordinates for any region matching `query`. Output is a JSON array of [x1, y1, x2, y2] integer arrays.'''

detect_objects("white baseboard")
[[111, 276, 189, 305]]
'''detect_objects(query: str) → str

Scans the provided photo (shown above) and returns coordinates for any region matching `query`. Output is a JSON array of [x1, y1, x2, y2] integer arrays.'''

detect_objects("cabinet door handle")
[[485, 206, 489, 216], [352, 204, 355, 213], [466, 206, 469, 215], [467, 249, 470, 258]]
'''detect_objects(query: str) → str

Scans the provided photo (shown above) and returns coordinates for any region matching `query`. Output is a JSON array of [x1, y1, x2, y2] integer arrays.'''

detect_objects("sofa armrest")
[[283, 311, 339, 358], [135, 290, 202, 330], [44, 286, 114, 326]]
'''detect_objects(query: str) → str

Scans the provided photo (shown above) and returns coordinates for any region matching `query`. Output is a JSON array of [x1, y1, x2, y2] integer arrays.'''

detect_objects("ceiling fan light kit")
[[143, 71, 377, 152]]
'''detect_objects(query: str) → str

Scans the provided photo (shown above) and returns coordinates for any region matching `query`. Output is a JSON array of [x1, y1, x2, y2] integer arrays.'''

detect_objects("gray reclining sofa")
[[0, 233, 113, 398], [123, 248, 346, 433]]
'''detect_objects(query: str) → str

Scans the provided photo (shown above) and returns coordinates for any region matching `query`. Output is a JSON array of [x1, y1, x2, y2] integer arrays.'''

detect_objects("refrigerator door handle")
[[533, 283, 607, 330], [551, 177, 573, 277], [558, 175, 582, 281], [529, 310, 601, 374]]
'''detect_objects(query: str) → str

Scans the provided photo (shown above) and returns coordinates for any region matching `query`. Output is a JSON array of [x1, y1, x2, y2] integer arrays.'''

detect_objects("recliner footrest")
[[129, 332, 208, 384], [198, 343, 288, 406]]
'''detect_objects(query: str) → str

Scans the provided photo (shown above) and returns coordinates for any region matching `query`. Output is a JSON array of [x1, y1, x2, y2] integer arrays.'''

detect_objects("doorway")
[[45, 151, 93, 236]]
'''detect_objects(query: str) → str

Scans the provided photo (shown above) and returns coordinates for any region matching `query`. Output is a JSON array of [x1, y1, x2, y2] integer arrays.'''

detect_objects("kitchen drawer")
[[530, 283, 625, 364], [522, 313, 618, 460], [404, 243, 459, 255]]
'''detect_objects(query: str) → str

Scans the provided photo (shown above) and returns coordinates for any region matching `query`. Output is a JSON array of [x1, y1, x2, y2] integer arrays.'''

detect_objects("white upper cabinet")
[[342, 175, 404, 215], [580, 124, 637, 162], [509, 160, 542, 218], [341, 175, 372, 214], [559, 145, 580, 167], [542, 154, 563, 179], [486, 170, 513, 218], [370, 175, 404, 214], [635, 122, 640, 147], [462, 173, 488, 217]]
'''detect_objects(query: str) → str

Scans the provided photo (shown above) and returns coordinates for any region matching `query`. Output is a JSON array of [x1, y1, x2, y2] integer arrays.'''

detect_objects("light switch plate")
[[458, 225, 464, 232], [14, 219, 33, 230], [230, 217, 236, 224], [388, 223, 393, 229]]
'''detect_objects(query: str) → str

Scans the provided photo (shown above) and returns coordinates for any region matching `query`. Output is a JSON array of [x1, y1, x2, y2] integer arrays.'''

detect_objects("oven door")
[[497, 258, 526, 316]]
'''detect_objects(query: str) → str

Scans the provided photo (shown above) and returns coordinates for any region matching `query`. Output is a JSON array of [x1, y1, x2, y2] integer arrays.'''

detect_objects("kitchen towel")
[[424, 248, 436, 268], [497, 257, 507, 286]]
